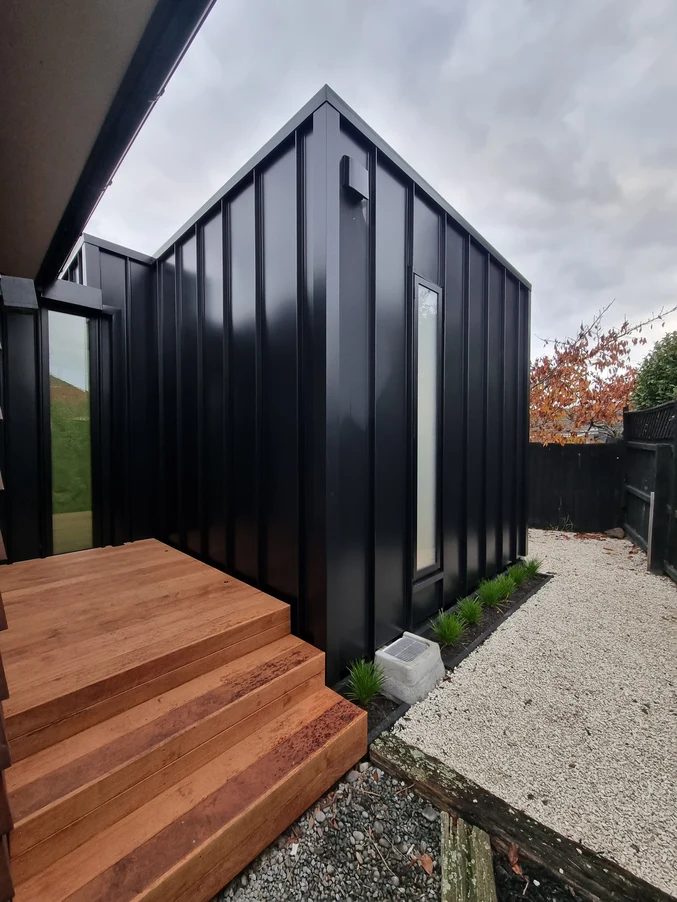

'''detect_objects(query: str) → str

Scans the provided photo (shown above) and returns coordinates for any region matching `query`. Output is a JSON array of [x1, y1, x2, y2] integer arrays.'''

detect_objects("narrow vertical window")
[[416, 281, 440, 573], [49, 311, 93, 554]]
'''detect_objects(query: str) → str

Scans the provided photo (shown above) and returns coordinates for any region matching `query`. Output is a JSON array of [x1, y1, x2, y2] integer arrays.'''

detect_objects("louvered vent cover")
[[383, 635, 428, 663]]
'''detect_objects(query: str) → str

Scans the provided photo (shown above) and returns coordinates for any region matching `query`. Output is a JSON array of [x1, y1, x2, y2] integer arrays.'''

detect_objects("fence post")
[[647, 444, 671, 574]]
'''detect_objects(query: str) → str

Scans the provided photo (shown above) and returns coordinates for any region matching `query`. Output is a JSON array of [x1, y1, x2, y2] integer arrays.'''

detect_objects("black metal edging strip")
[[367, 702, 410, 746], [334, 574, 552, 745], [423, 573, 553, 674]]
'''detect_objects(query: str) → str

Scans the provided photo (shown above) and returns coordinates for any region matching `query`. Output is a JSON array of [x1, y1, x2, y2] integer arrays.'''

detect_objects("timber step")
[[1, 541, 367, 901], [13, 688, 366, 902], [2, 542, 290, 761], [7, 635, 325, 882]]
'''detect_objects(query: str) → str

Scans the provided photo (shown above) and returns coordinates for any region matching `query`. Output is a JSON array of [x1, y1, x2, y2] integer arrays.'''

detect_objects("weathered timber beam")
[[370, 733, 675, 902], [441, 812, 497, 902]]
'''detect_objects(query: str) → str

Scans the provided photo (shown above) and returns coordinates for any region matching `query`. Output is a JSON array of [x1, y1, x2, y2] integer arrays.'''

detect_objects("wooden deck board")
[[0, 540, 367, 900], [0, 541, 288, 732]]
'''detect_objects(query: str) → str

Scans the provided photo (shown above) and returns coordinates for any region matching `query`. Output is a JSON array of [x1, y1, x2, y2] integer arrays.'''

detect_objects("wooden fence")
[[528, 405, 677, 585], [528, 443, 625, 533], [623, 404, 677, 580]]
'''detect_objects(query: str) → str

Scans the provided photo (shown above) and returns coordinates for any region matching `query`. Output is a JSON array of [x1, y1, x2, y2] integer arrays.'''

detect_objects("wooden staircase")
[[0, 541, 366, 901]]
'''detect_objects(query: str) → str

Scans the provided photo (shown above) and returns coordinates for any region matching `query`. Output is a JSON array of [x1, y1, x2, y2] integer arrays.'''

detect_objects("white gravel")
[[394, 529, 677, 897]]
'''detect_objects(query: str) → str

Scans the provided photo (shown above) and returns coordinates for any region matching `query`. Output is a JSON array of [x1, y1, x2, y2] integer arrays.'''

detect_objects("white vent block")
[[376, 632, 445, 704]]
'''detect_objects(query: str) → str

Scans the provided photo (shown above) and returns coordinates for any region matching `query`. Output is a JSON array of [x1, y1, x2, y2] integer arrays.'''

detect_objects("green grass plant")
[[494, 573, 517, 600], [507, 561, 529, 586], [457, 596, 483, 626], [522, 557, 543, 579], [430, 610, 466, 646], [477, 578, 505, 607], [345, 658, 385, 706]]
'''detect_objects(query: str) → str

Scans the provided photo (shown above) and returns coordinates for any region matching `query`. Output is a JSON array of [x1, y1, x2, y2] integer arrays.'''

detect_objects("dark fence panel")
[[623, 401, 676, 442], [623, 403, 677, 578], [528, 443, 625, 532]]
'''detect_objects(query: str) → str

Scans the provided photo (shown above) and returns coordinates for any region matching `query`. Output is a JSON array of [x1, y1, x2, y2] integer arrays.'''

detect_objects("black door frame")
[[38, 299, 119, 556]]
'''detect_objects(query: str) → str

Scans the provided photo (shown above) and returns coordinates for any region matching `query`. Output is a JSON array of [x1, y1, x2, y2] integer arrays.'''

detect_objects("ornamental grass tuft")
[[507, 561, 529, 586], [477, 578, 505, 607], [345, 658, 384, 706], [457, 596, 483, 626], [430, 609, 466, 646], [523, 557, 543, 579]]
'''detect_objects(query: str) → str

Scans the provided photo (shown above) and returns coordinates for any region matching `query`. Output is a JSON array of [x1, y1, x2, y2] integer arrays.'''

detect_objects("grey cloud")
[[86, 0, 677, 357]]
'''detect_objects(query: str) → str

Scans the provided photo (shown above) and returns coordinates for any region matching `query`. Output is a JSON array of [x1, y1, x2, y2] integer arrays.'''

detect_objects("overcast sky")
[[88, 0, 677, 359]]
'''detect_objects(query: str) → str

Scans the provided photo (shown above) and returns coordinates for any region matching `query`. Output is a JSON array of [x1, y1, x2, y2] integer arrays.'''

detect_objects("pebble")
[[421, 805, 438, 822], [215, 766, 441, 902]]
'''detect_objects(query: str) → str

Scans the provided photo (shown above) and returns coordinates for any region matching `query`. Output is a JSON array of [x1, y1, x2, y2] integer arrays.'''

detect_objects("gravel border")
[[395, 530, 677, 898], [213, 763, 441, 901]]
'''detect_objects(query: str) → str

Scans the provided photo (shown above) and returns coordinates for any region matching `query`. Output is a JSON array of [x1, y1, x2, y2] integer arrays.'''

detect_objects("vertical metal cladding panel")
[[485, 258, 504, 576], [326, 120, 371, 680], [160, 254, 179, 546], [178, 235, 200, 556], [502, 275, 519, 562], [99, 251, 130, 544], [229, 182, 258, 581], [128, 259, 157, 541], [411, 192, 441, 627], [413, 193, 440, 284], [466, 241, 487, 586], [260, 146, 299, 604], [442, 223, 468, 602], [201, 211, 226, 567], [302, 111, 330, 653], [517, 284, 530, 554], [3, 310, 41, 561], [373, 161, 408, 646]]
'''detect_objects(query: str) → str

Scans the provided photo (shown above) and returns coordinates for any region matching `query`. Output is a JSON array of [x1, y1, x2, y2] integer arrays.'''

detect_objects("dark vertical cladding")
[[3, 311, 41, 560], [128, 260, 157, 540], [260, 144, 299, 604], [95, 245, 158, 546], [229, 182, 258, 581], [201, 211, 226, 567], [99, 251, 130, 543], [517, 284, 530, 554], [325, 120, 371, 678], [466, 241, 487, 586], [443, 224, 467, 601], [373, 161, 408, 647], [34, 89, 530, 683], [178, 235, 200, 555], [160, 253, 178, 545], [413, 194, 440, 283], [503, 275, 519, 562], [485, 259, 504, 576]]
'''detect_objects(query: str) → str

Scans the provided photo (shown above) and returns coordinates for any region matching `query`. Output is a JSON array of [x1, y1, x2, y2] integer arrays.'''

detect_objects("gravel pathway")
[[214, 763, 441, 901], [395, 529, 677, 898]]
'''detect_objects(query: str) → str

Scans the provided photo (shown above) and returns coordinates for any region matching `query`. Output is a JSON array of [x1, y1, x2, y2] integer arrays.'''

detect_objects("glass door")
[[48, 310, 93, 553]]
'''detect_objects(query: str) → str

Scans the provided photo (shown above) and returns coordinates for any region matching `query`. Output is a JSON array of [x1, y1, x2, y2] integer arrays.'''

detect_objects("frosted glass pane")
[[416, 284, 438, 571]]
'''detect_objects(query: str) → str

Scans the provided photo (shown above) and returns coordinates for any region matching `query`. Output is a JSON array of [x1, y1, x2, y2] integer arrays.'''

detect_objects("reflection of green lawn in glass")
[[53, 511, 93, 554], [50, 374, 92, 553]]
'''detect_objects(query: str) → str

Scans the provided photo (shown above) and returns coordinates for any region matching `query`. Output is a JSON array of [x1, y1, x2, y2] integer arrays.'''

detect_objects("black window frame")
[[411, 273, 444, 584]]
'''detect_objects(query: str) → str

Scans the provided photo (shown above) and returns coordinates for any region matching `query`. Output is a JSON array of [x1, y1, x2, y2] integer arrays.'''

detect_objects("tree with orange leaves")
[[530, 302, 677, 445]]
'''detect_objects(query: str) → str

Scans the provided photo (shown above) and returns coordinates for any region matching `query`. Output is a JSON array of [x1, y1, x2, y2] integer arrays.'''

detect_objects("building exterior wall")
[[153, 92, 530, 681], [1, 89, 529, 682]]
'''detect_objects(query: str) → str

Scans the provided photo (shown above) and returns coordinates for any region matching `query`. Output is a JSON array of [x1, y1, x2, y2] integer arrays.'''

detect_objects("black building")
[[2, 86, 530, 681]]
